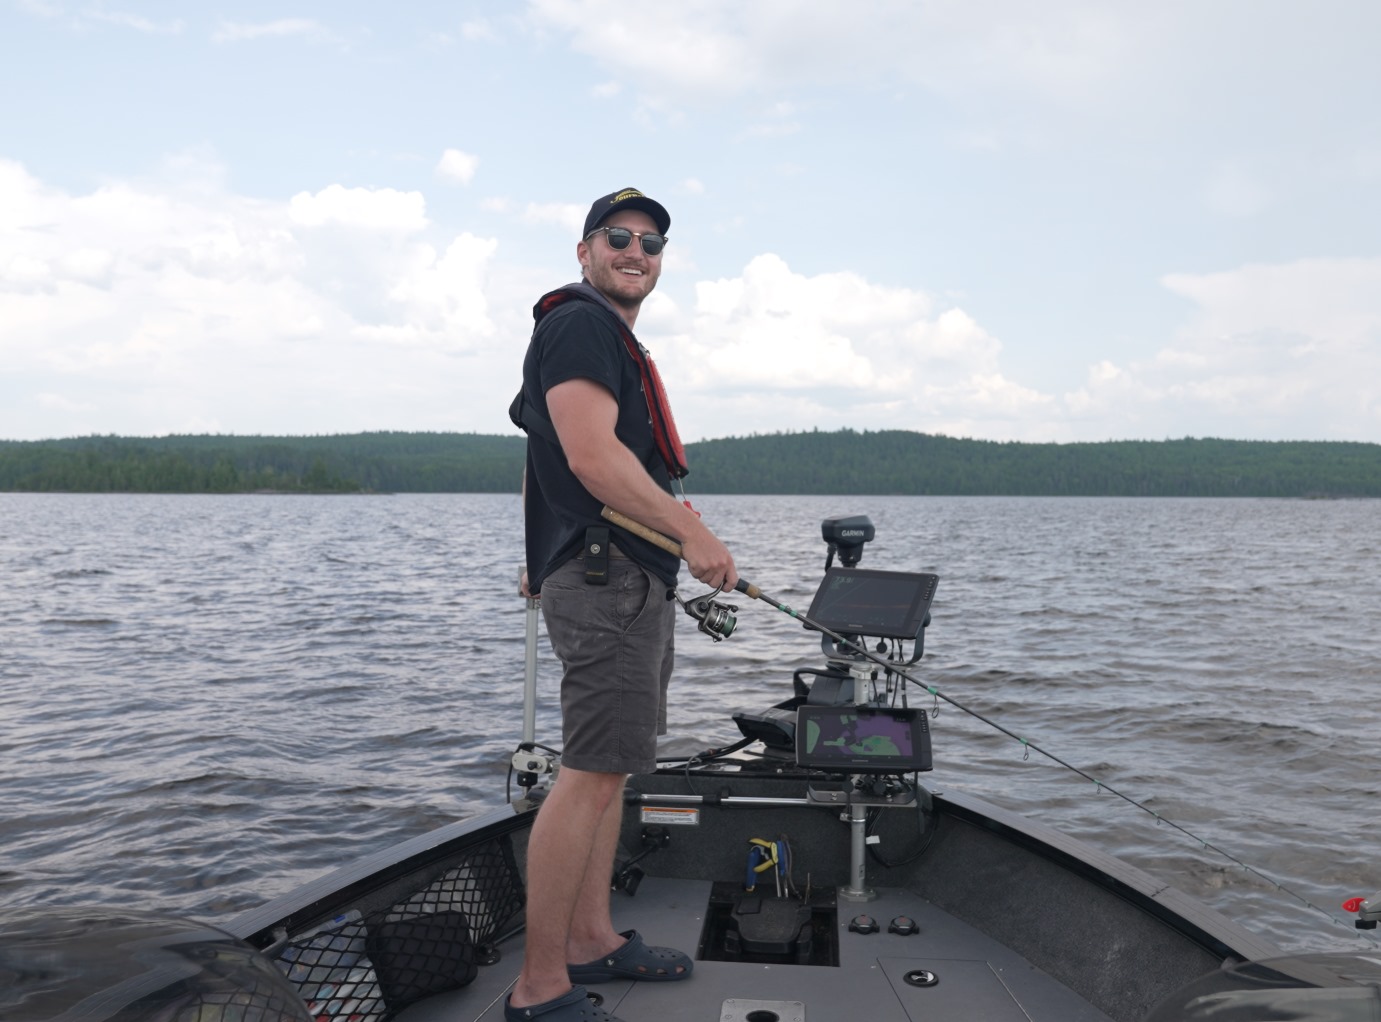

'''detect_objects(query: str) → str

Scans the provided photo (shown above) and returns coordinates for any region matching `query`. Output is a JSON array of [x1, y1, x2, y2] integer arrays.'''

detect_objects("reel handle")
[[599, 505, 762, 600]]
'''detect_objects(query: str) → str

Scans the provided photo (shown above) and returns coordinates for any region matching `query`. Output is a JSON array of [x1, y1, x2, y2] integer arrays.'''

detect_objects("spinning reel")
[[676, 584, 739, 641]]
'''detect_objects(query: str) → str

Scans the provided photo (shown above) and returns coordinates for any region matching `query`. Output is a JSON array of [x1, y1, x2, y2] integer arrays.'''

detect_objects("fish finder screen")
[[794, 705, 933, 773], [805, 568, 938, 640]]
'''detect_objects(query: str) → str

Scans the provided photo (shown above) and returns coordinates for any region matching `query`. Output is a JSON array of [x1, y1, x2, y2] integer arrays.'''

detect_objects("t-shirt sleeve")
[[535, 302, 624, 399]]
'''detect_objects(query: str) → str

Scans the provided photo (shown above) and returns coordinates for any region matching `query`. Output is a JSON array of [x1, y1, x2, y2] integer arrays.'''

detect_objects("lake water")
[[2, 492, 1380, 955]]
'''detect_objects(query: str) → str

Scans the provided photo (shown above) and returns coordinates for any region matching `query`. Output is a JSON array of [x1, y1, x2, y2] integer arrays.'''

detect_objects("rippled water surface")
[[3, 493, 1379, 953]]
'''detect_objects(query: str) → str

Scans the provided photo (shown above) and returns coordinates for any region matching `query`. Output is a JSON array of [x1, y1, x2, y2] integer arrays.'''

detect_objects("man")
[[508, 188, 738, 1022]]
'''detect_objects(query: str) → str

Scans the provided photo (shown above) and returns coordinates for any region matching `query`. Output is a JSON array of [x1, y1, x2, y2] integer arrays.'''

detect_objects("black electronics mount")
[[732, 514, 938, 778]]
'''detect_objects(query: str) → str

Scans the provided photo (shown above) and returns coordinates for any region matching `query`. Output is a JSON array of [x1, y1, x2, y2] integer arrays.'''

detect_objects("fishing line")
[[601, 506, 1374, 940]]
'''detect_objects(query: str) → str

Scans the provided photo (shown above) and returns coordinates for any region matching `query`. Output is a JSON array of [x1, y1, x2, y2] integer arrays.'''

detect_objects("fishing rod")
[[600, 505, 1376, 936]]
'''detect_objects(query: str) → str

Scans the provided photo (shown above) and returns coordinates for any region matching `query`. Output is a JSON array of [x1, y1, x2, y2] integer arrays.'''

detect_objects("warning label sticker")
[[639, 807, 701, 826]]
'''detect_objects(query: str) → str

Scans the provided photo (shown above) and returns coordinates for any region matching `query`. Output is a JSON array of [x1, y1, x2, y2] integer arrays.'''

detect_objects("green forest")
[[2, 430, 1379, 497]]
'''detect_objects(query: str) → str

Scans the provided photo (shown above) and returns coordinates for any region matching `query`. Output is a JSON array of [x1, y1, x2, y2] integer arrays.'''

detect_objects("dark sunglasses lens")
[[604, 228, 633, 250], [640, 235, 665, 256]]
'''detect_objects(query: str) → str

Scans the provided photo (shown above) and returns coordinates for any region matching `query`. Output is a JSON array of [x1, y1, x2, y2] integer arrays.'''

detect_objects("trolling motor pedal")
[[726, 894, 814, 959]]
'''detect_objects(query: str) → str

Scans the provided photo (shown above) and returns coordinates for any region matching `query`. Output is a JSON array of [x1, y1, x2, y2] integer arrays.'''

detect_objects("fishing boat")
[[6, 510, 1380, 1022]]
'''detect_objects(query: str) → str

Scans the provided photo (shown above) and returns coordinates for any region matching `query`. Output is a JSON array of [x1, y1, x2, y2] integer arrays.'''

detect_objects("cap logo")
[[611, 188, 645, 204]]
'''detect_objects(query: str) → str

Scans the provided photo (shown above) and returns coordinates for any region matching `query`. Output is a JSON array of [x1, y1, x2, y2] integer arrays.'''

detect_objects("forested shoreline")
[[2, 430, 1379, 497]]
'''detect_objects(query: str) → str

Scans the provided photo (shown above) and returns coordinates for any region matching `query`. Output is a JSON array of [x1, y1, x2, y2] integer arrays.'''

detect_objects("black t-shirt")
[[521, 292, 681, 593]]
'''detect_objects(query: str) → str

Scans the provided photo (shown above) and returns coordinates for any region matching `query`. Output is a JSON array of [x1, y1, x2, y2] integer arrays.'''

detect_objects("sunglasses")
[[585, 226, 667, 256]]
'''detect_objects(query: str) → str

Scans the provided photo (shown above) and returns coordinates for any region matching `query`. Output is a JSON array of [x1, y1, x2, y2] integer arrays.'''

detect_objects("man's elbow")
[[564, 447, 613, 496]]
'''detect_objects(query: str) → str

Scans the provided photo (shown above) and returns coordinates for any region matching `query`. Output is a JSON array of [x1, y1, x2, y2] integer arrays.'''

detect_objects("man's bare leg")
[[510, 766, 626, 1009], [564, 783, 628, 964], [564, 784, 688, 977]]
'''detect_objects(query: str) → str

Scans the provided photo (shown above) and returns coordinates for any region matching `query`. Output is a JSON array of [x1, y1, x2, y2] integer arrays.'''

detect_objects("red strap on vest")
[[621, 333, 688, 480]]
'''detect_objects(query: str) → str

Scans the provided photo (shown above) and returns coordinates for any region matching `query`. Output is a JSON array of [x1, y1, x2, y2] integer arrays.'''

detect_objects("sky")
[[3, 1, 1380, 445]]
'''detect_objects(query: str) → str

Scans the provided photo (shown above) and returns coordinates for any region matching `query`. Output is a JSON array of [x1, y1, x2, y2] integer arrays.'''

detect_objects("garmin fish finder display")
[[795, 705, 933, 773], [805, 568, 939, 639]]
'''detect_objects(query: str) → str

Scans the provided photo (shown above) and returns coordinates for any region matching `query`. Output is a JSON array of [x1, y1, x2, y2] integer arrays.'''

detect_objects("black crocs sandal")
[[504, 985, 625, 1021], [567, 929, 693, 983]]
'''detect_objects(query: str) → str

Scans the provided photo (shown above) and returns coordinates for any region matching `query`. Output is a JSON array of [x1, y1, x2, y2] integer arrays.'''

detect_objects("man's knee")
[[553, 766, 628, 809]]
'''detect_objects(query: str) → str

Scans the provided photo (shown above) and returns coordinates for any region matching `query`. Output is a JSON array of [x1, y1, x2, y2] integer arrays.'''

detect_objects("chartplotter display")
[[805, 568, 939, 640], [794, 705, 933, 773]]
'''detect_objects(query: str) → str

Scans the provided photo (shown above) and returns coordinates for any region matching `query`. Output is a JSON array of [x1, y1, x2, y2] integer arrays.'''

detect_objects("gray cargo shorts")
[[538, 552, 676, 775]]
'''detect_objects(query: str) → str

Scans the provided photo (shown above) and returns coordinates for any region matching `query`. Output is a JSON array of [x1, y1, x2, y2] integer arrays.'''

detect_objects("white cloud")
[[1063, 259, 1381, 439], [641, 251, 1381, 443], [1162, 259, 1381, 344], [385, 233, 499, 339], [674, 253, 936, 392], [436, 149, 480, 185], [0, 159, 502, 439], [288, 185, 429, 232], [5, 148, 1381, 444], [645, 253, 1053, 439], [523, 0, 1160, 111]]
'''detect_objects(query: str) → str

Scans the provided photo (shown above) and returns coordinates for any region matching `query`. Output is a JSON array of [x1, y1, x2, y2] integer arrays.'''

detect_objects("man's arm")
[[546, 377, 738, 590]]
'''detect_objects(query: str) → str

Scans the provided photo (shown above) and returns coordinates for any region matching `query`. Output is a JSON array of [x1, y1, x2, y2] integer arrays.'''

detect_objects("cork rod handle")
[[599, 505, 761, 600]]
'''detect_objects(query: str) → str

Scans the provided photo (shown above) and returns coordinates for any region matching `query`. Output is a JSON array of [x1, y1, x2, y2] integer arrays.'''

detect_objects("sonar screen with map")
[[795, 705, 933, 773]]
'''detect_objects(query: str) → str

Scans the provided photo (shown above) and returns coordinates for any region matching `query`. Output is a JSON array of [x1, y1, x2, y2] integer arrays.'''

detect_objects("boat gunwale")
[[935, 787, 1285, 963], [225, 799, 537, 949]]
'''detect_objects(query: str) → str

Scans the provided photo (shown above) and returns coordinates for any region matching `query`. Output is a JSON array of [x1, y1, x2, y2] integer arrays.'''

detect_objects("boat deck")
[[400, 874, 1111, 1022], [232, 772, 1275, 1022]]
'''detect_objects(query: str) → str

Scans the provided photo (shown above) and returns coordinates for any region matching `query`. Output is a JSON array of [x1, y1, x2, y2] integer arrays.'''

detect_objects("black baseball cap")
[[583, 187, 670, 238]]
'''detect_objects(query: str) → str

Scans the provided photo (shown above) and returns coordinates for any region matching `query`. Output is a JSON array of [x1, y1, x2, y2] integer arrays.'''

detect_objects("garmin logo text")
[[840, 529, 866, 538]]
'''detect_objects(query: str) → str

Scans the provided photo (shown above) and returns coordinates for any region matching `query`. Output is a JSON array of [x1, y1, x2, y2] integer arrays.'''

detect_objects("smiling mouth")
[[617, 268, 644, 277]]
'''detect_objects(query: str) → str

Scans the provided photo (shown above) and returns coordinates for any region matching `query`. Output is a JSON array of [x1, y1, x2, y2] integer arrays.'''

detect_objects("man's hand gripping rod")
[[601, 506, 778, 609]]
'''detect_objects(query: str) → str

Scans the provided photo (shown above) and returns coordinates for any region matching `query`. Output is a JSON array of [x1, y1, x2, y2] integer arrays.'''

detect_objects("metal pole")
[[523, 588, 539, 746], [841, 799, 877, 902]]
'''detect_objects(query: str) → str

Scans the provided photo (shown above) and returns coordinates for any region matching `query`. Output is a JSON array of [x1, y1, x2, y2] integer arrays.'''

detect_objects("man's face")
[[577, 209, 663, 311]]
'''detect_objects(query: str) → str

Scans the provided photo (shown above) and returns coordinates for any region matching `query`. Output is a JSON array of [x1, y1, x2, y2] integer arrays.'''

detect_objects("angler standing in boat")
[[508, 187, 738, 1022]]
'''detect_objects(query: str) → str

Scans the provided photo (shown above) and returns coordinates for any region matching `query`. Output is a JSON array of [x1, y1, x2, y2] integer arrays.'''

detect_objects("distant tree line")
[[2, 430, 1379, 497], [687, 431, 1381, 497], [0, 433, 518, 494]]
